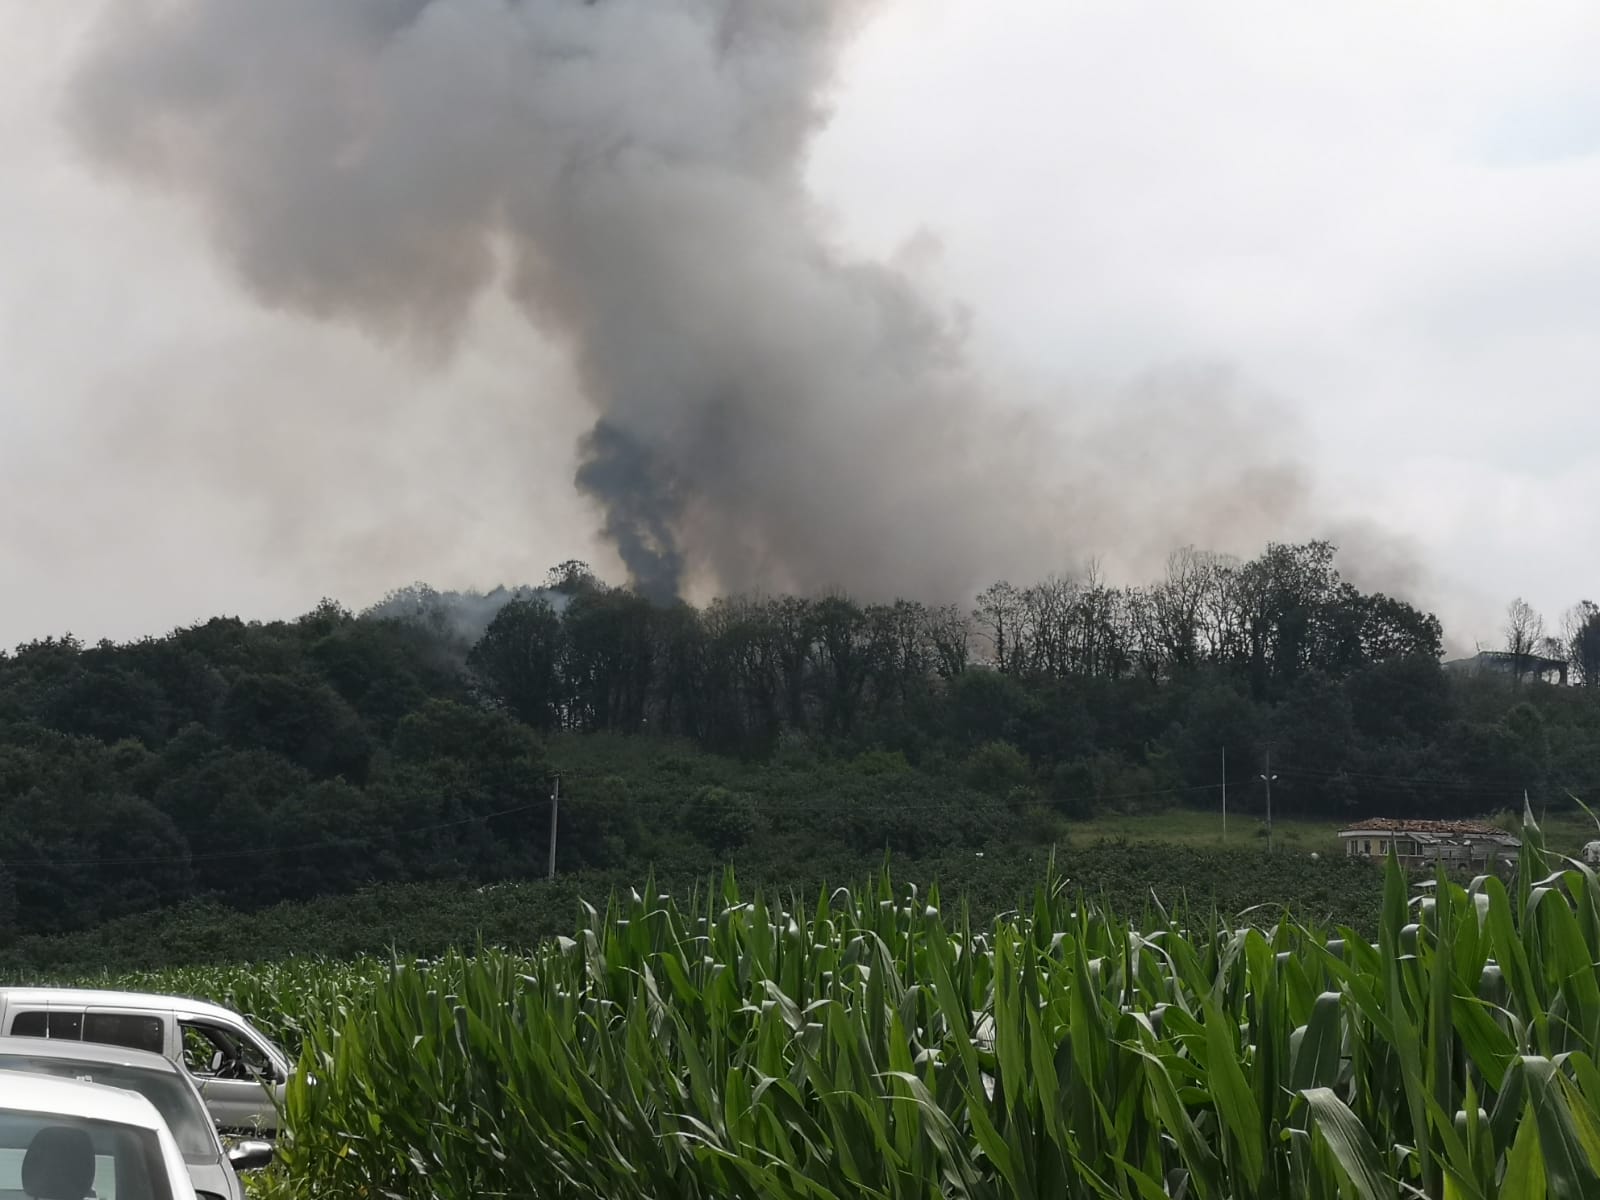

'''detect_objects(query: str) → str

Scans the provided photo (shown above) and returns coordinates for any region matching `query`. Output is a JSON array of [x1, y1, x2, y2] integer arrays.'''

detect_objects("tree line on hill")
[[1, 541, 1597, 937]]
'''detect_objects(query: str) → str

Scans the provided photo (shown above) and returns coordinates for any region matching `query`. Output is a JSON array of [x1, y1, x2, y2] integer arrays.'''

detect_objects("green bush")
[[962, 739, 1031, 795], [686, 785, 757, 853]]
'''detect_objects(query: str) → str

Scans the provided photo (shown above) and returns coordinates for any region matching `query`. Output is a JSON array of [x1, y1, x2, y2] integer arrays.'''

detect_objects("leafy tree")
[[309, 618, 455, 734], [686, 785, 756, 854], [1565, 601, 1600, 688], [1345, 655, 1451, 743], [974, 581, 1025, 673], [220, 673, 372, 782], [1504, 597, 1548, 684], [42, 657, 170, 746], [962, 740, 1031, 796], [468, 598, 565, 730], [561, 589, 656, 732], [544, 560, 599, 595], [559, 775, 642, 868]]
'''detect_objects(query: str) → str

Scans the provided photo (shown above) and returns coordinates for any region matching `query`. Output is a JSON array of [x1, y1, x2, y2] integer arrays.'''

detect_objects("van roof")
[[0, 987, 245, 1026], [0, 1068, 167, 1129], [0, 1035, 181, 1075]]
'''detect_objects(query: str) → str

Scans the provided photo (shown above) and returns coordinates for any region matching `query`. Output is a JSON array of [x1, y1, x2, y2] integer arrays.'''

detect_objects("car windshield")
[[0, 1058, 217, 1160], [0, 1108, 174, 1200]]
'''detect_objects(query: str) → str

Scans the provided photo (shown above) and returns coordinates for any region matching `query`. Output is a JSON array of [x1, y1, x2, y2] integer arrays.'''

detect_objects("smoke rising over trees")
[[67, 0, 1358, 604]]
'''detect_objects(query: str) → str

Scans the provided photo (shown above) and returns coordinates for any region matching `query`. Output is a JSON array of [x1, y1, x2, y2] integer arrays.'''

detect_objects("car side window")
[[8, 1010, 83, 1040], [183, 1022, 228, 1077], [84, 1012, 166, 1055], [8, 1011, 46, 1037], [182, 1021, 272, 1081]]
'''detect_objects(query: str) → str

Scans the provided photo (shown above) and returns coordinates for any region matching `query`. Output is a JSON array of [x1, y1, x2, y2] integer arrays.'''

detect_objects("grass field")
[[1064, 809, 1344, 851]]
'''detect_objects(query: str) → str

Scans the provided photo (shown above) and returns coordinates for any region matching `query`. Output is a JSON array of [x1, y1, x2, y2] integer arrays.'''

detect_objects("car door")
[[179, 1019, 280, 1133]]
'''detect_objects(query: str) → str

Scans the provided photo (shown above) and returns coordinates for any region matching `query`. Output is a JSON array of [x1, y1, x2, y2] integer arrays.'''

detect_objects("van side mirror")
[[227, 1140, 275, 1172]]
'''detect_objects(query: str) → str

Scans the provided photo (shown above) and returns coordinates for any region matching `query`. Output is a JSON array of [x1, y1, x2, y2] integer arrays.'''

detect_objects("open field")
[[75, 813, 1600, 1199], [1063, 809, 1345, 851]]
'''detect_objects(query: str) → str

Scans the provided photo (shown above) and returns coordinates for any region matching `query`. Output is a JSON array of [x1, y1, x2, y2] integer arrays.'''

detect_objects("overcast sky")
[[3, 0, 1597, 651]]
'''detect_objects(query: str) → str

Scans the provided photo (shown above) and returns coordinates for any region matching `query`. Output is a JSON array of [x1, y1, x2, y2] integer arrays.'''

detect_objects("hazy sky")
[[3, 0, 1598, 651]]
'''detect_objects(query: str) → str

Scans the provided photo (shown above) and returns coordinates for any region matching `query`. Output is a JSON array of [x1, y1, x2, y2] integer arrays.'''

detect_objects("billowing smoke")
[[68, 0, 1332, 603], [574, 421, 686, 600], [363, 582, 569, 652]]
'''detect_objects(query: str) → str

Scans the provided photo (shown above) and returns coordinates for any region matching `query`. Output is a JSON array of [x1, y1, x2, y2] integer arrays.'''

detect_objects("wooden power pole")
[[547, 774, 560, 881]]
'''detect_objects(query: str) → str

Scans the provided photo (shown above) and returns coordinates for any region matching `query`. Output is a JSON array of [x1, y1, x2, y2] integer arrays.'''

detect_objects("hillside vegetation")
[[0, 839, 1390, 975], [1, 543, 1596, 939]]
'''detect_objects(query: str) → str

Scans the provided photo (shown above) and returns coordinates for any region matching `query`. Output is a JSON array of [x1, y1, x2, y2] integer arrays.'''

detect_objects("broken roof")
[[1339, 818, 1518, 840]]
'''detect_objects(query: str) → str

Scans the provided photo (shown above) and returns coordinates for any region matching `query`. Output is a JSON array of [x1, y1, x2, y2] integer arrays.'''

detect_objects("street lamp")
[[1259, 769, 1278, 851]]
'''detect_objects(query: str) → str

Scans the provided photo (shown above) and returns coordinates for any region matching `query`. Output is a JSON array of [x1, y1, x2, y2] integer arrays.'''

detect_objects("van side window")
[[182, 1021, 274, 1082], [83, 1012, 166, 1054], [9, 1011, 83, 1040]]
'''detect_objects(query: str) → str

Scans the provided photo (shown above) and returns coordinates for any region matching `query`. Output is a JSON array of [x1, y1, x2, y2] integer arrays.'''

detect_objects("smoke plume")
[[68, 0, 1333, 603], [363, 582, 570, 653]]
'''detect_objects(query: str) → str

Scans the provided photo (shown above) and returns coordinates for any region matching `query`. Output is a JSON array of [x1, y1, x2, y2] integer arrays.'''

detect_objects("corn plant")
[[91, 811, 1600, 1197]]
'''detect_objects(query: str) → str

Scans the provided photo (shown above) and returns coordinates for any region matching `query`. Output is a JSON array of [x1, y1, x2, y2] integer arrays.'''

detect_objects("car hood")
[[185, 1158, 241, 1200]]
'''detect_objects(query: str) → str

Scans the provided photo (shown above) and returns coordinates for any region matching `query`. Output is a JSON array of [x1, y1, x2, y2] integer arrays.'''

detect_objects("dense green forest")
[[1, 541, 1597, 939]]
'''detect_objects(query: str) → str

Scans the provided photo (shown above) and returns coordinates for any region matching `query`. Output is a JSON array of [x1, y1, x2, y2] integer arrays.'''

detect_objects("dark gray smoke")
[[574, 421, 685, 602], [67, 0, 1344, 603]]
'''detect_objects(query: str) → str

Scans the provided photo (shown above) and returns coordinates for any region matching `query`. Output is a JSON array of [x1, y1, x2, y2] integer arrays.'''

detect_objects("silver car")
[[0, 1037, 272, 1200], [0, 987, 291, 1134]]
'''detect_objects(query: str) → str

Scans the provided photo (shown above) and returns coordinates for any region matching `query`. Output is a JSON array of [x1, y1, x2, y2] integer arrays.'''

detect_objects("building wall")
[[1343, 834, 1400, 856], [1340, 833, 1514, 867]]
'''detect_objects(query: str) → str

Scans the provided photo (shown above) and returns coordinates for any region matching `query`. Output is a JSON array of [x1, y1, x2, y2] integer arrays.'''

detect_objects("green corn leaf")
[[1300, 1086, 1397, 1200]]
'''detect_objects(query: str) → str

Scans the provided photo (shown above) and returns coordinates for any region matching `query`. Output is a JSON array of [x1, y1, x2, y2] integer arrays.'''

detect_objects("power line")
[[1276, 763, 1593, 795]]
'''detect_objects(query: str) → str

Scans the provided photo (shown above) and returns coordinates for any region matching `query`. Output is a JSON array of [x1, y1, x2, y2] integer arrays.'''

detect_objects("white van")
[[0, 988, 290, 1134]]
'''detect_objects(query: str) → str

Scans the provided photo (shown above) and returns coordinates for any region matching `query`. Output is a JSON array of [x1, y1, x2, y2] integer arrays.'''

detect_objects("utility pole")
[[1221, 747, 1228, 843], [1259, 751, 1278, 853], [547, 774, 560, 881], [1264, 750, 1271, 853]]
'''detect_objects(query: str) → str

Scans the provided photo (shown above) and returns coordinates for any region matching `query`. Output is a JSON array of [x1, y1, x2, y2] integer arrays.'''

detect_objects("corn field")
[[103, 813, 1600, 1197]]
